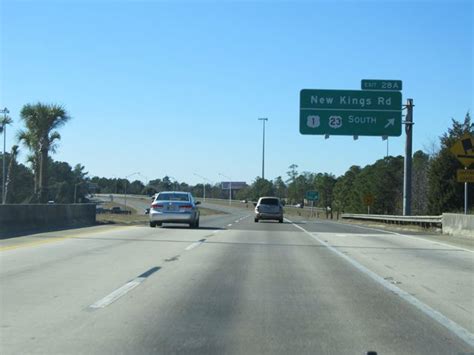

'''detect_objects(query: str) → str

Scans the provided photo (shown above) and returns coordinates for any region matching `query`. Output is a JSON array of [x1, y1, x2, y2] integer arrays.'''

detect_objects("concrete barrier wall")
[[0, 204, 96, 233], [442, 213, 474, 238]]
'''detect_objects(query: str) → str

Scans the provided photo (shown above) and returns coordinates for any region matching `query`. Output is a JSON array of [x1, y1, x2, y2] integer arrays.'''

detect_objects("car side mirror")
[[253, 202, 257, 207], [195, 201, 201, 205]]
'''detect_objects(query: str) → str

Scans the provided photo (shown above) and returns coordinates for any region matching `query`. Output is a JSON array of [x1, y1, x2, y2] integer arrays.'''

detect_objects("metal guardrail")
[[341, 213, 443, 227]]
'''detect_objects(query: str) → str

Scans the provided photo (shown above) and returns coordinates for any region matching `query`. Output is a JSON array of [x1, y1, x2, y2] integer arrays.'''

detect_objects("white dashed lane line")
[[90, 267, 160, 309], [185, 239, 206, 251]]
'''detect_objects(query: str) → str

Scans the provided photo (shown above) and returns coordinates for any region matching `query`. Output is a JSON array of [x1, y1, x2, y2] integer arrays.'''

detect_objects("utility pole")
[[403, 99, 414, 216], [258, 118, 268, 179], [1, 107, 10, 205]]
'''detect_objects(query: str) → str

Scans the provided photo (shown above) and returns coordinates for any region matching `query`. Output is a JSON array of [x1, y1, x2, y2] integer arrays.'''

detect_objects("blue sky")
[[1, 0, 472, 185]]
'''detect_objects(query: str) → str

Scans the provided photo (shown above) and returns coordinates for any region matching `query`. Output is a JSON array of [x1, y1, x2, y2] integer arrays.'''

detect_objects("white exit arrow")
[[385, 118, 395, 128]]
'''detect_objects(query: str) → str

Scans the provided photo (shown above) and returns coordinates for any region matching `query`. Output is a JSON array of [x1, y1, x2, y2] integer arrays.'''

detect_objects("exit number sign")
[[361, 80, 402, 91]]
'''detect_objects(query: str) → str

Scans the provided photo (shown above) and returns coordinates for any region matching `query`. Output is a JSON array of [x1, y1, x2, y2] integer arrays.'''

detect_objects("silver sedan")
[[149, 191, 200, 228]]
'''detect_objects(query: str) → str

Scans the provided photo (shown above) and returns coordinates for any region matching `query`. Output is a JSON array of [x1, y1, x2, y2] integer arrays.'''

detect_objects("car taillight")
[[152, 203, 163, 209], [180, 205, 192, 209]]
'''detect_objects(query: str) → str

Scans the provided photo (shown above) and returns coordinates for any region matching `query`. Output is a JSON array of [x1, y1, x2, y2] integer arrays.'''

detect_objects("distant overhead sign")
[[450, 134, 474, 167], [300, 89, 402, 137], [221, 182, 247, 190], [361, 79, 402, 91]]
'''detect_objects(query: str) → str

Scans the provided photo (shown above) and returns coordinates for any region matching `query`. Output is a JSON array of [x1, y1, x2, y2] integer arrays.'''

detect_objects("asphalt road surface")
[[1, 203, 473, 354]]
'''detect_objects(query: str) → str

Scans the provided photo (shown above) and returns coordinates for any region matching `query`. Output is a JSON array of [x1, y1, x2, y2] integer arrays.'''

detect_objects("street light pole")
[[138, 173, 149, 195], [258, 118, 268, 180], [194, 173, 213, 202], [124, 172, 140, 210], [1, 108, 10, 205]]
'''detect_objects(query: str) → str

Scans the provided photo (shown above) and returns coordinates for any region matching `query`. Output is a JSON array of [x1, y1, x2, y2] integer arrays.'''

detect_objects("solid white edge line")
[[329, 220, 474, 253], [285, 217, 474, 348], [90, 277, 146, 309]]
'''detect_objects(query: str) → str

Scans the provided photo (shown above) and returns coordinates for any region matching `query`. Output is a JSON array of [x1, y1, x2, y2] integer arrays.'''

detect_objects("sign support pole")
[[465, 166, 468, 215], [403, 99, 414, 216], [311, 200, 314, 218]]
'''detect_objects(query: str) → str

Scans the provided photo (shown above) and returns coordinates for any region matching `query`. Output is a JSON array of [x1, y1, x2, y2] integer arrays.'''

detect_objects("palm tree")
[[17, 130, 41, 195], [19, 103, 71, 203], [4, 145, 19, 203]]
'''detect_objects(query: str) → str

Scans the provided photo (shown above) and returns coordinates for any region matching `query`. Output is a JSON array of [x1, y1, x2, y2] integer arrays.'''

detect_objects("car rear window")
[[156, 193, 190, 202], [259, 198, 280, 205]]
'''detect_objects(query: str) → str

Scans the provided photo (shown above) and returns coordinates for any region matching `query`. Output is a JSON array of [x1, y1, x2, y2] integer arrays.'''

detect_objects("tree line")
[[236, 112, 473, 215], [1, 103, 472, 214], [88, 176, 226, 200]]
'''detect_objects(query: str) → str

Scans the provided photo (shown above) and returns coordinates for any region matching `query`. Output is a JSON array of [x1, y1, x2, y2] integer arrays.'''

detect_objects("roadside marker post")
[[363, 194, 374, 214]]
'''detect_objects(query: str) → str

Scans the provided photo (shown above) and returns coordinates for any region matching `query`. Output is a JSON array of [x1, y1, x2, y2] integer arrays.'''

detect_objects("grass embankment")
[[96, 201, 224, 225]]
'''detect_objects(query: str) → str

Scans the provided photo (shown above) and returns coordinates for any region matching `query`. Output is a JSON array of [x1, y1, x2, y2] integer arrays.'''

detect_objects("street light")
[[258, 118, 268, 180], [1, 107, 10, 204], [137, 173, 149, 194], [138, 173, 149, 185], [193, 173, 213, 202], [124, 172, 140, 210], [218, 173, 232, 205]]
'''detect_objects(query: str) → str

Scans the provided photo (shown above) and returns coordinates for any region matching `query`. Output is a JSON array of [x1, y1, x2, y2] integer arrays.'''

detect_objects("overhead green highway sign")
[[299, 89, 402, 137], [361, 80, 402, 91]]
